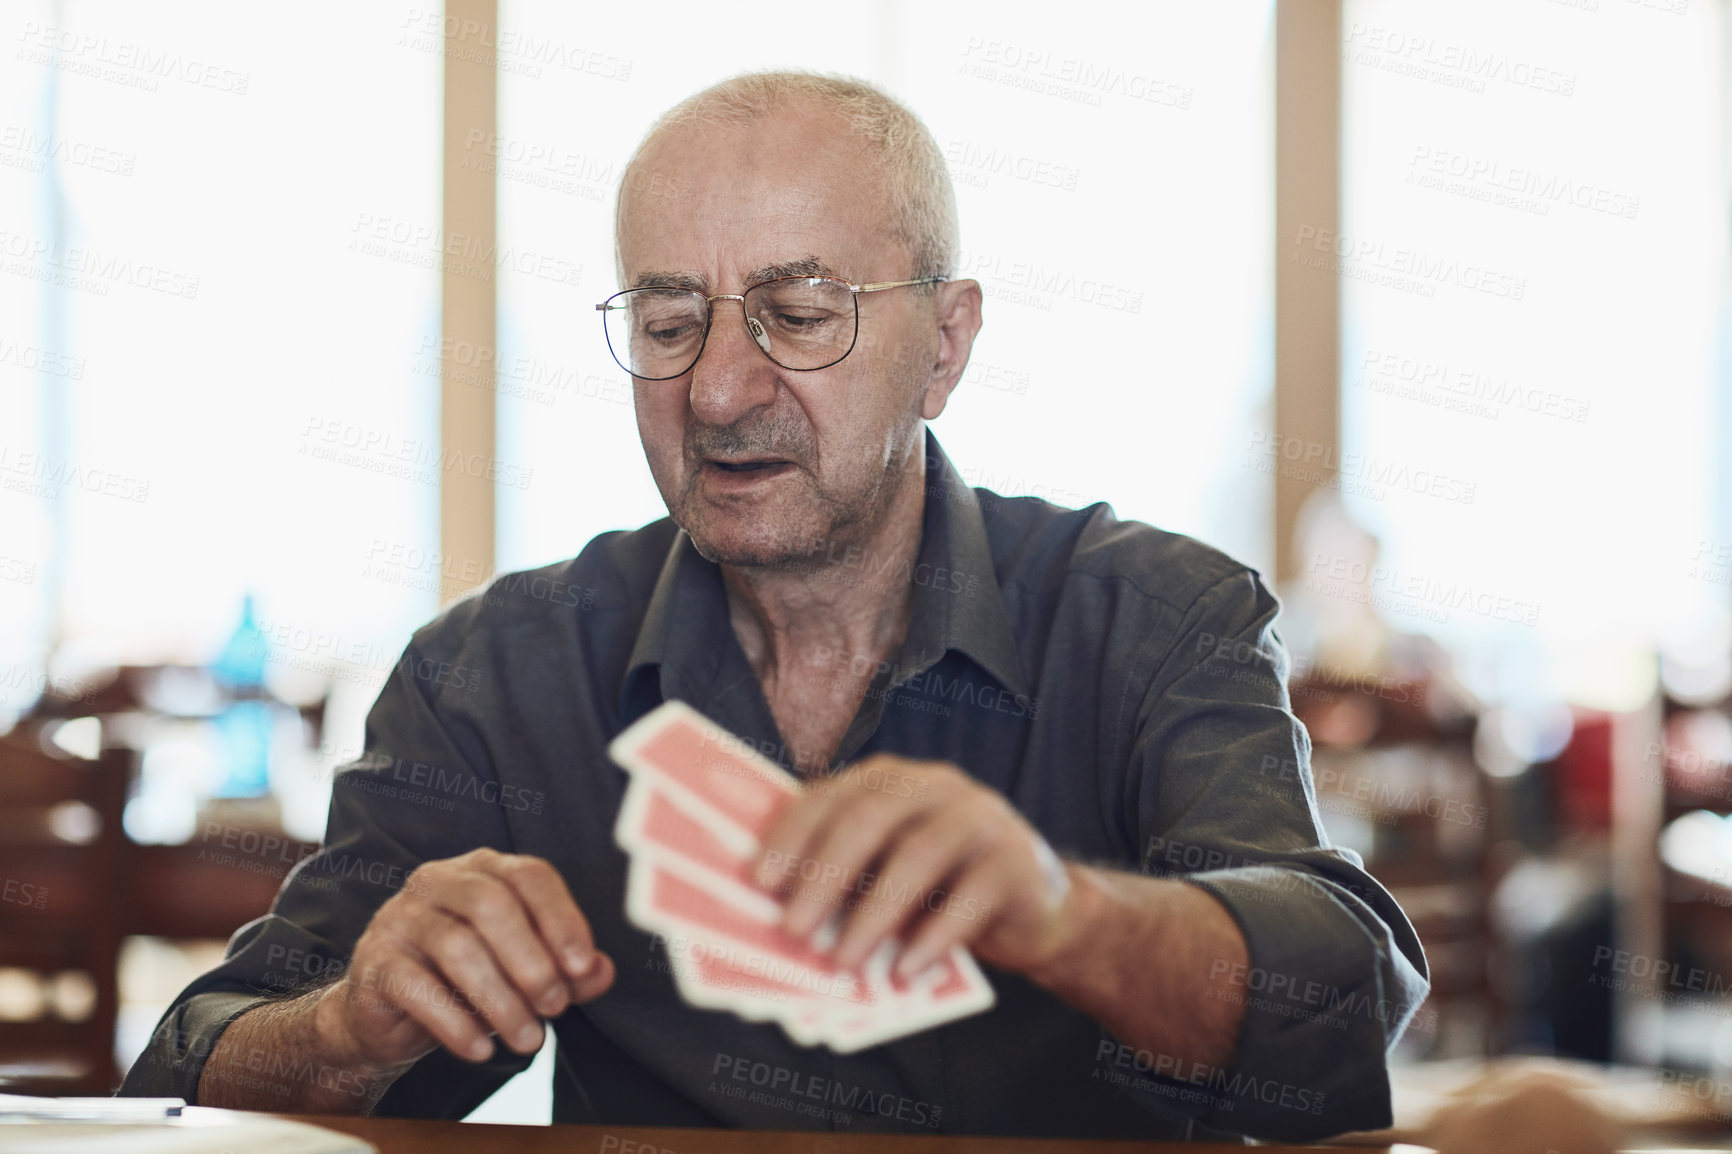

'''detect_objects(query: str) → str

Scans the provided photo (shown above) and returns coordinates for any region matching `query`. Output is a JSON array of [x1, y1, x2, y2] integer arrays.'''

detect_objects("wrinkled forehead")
[[614, 104, 904, 288]]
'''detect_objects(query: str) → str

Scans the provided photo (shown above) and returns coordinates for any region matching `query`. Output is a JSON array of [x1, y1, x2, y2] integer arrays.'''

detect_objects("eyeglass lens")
[[601, 277, 859, 379]]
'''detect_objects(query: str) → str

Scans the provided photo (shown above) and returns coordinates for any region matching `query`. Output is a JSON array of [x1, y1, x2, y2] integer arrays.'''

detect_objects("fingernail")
[[565, 948, 594, 976], [467, 1037, 493, 1061]]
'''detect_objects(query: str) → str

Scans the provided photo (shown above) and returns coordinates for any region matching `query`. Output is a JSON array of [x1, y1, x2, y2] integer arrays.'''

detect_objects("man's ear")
[[921, 279, 984, 421]]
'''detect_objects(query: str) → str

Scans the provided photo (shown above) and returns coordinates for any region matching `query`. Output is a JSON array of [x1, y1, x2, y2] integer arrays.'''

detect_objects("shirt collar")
[[621, 429, 1028, 723], [892, 430, 1028, 697]]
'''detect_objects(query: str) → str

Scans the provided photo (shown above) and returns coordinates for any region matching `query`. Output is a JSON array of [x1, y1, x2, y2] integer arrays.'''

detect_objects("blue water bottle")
[[212, 594, 272, 797]]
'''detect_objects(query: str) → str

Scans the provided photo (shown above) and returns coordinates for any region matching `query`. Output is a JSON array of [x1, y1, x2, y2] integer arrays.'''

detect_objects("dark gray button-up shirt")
[[121, 432, 1428, 1144]]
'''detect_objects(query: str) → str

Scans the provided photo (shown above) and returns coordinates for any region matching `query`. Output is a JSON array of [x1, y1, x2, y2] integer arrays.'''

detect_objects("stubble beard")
[[677, 454, 907, 571], [672, 417, 920, 572]]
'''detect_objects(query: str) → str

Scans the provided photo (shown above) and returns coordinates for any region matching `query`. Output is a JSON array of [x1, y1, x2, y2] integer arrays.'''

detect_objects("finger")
[[755, 787, 845, 891], [354, 953, 500, 1063], [436, 869, 572, 1019], [895, 849, 1013, 979], [566, 949, 616, 1005], [831, 811, 981, 970], [782, 792, 920, 940], [484, 854, 603, 983], [414, 908, 546, 1055]]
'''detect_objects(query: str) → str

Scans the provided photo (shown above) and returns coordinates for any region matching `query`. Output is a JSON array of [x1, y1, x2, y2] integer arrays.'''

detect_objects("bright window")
[[0, 2, 442, 794], [1337, 0, 1730, 707]]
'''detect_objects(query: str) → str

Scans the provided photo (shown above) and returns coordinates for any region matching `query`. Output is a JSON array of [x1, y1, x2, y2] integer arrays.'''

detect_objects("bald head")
[[615, 71, 959, 286]]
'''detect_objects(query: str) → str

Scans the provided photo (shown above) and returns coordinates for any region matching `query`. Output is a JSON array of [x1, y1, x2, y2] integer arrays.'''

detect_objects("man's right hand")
[[314, 848, 616, 1074]]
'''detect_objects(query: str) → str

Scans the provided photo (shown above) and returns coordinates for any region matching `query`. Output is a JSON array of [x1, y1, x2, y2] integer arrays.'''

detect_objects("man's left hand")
[[752, 753, 1075, 979]]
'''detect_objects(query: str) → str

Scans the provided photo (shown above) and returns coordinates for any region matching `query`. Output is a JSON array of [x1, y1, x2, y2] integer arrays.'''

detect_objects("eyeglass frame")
[[594, 275, 948, 381]]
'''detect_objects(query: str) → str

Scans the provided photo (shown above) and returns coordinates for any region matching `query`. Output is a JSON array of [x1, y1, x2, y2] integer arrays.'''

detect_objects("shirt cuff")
[[1170, 867, 1409, 1140], [117, 991, 274, 1102]]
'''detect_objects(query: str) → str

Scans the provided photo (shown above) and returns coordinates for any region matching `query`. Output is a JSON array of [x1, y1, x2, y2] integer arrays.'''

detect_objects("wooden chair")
[[0, 728, 130, 1094], [1291, 672, 1496, 1058]]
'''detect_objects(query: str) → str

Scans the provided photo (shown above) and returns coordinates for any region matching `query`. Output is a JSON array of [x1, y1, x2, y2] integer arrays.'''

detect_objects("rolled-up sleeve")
[[1121, 569, 1429, 1140], [117, 624, 534, 1112]]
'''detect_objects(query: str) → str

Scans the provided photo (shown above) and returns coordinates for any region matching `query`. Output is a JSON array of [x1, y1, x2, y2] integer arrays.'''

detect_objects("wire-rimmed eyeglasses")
[[595, 275, 945, 381]]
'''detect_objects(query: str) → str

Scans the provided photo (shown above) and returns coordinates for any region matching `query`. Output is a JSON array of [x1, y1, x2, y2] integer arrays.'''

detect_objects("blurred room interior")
[[0, 0, 1730, 1145]]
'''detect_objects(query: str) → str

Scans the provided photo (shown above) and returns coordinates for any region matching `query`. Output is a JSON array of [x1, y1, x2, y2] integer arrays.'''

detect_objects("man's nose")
[[688, 300, 778, 425]]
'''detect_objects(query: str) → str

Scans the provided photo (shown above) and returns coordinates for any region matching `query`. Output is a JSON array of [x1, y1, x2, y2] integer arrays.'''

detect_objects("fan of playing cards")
[[609, 700, 996, 1052]]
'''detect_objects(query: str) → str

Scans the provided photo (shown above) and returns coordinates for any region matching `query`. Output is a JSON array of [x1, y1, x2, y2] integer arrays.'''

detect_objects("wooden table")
[[291, 1114, 1414, 1153]]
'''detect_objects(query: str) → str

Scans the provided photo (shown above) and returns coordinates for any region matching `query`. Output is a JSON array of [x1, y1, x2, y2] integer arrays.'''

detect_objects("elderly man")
[[122, 72, 1427, 1143]]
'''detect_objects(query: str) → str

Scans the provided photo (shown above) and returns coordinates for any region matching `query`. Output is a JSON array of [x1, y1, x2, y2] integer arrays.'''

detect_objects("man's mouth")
[[707, 458, 790, 473]]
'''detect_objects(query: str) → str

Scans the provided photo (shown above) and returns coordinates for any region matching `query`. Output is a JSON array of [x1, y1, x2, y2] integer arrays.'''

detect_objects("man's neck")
[[720, 454, 928, 720]]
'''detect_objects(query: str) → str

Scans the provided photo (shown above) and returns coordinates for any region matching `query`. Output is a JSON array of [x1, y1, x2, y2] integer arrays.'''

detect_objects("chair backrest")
[[0, 728, 130, 1094]]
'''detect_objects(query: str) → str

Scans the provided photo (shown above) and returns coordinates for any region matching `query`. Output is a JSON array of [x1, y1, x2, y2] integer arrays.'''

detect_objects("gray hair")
[[616, 70, 959, 281]]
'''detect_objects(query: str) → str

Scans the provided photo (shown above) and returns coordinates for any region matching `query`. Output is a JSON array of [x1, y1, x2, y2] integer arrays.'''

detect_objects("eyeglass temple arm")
[[854, 276, 949, 293]]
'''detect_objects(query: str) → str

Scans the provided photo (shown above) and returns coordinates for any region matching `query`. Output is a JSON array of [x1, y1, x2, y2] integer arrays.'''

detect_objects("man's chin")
[[679, 516, 815, 570], [670, 475, 874, 571]]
